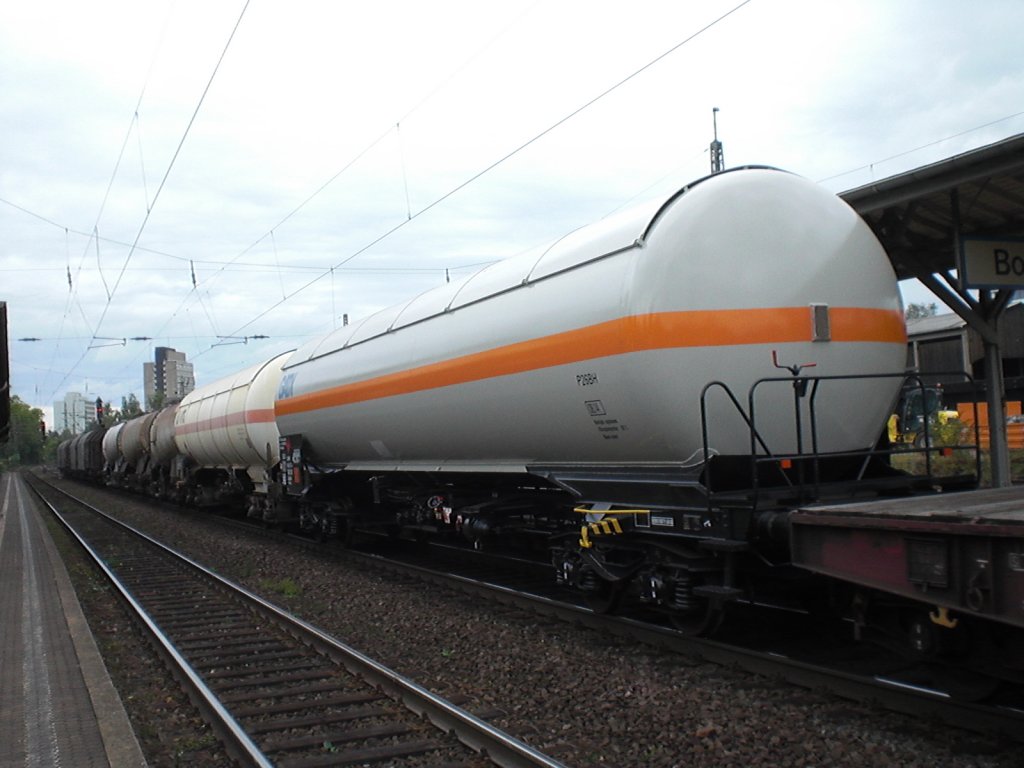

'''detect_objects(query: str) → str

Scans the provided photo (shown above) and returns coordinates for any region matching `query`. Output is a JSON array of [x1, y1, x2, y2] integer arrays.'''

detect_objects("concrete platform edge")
[[35, 486, 149, 768]]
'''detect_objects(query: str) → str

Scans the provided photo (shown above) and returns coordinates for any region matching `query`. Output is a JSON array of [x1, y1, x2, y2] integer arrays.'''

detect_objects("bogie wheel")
[[336, 518, 354, 548], [582, 577, 624, 614], [311, 517, 330, 543], [670, 601, 725, 637]]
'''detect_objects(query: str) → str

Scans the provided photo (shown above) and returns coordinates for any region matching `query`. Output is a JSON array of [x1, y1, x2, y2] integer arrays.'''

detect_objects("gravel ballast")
[[43, 475, 1018, 768]]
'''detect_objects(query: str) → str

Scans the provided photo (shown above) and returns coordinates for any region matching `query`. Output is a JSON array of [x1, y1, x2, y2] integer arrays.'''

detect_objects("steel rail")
[[32, 475, 567, 768], [353, 544, 1024, 742], [31, 484, 274, 768], [41, 473, 1024, 746]]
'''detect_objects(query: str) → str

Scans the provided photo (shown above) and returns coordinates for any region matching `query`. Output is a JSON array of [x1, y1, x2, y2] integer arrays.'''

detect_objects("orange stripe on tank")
[[275, 307, 906, 417], [176, 408, 277, 436], [244, 408, 276, 424], [830, 306, 908, 343]]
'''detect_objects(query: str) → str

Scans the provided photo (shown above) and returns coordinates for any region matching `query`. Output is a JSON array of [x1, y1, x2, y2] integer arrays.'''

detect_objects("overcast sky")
[[3, 0, 1024, 425]]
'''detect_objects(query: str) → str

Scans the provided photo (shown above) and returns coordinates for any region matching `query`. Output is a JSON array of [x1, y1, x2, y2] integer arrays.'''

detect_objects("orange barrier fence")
[[957, 401, 1024, 449]]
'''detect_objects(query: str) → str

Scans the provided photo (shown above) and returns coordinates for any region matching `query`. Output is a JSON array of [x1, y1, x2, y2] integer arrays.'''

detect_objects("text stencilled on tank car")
[[594, 417, 622, 438], [584, 399, 628, 440]]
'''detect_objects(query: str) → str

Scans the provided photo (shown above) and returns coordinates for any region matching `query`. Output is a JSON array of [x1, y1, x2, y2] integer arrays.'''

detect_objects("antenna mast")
[[710, 107, 725, 174]]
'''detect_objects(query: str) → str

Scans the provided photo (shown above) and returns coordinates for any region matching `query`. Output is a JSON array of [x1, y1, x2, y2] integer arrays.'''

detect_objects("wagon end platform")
[[790, 485, 1024, 630]]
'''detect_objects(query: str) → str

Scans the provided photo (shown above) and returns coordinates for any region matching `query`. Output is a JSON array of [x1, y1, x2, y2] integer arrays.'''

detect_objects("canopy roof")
[[841, 133, 1024, 280]]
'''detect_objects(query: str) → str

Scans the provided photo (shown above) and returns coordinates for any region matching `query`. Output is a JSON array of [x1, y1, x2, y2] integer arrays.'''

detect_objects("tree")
[[0, 396, 47, 469], [121, 393, 144, 420], [905, 302, 938, 320], [100, 403, 121, 427]]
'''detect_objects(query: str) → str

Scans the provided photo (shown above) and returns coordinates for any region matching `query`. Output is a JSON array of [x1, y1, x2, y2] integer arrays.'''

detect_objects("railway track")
[[38, 474, 1024, 748], [348, 539, 1024, 739], [28, 474, 566, 768], [196, 502, 1024, 743]]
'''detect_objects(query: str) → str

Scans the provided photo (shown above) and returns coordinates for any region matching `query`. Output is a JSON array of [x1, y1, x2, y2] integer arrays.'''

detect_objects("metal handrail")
[[700, 370, 983, 515]]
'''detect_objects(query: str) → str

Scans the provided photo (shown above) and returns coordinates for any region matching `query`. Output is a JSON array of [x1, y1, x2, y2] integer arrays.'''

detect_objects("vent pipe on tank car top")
[[710, 107, 725, 174]]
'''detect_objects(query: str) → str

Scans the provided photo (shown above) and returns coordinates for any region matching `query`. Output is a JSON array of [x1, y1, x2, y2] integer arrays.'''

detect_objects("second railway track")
[[356, 536, 1024, 742], [27, 472, 566, 768], [36, 471, 1024, 767]]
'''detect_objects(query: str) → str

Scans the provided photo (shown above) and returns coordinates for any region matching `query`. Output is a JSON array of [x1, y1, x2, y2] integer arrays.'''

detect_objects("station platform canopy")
[[839, 132, 1024, 486], [840, 132, 1024, 282]]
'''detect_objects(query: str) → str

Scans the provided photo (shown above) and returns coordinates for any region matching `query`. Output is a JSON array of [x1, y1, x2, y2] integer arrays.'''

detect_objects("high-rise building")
[[144, 347, 195, 407], [53, 391, 96, 434]]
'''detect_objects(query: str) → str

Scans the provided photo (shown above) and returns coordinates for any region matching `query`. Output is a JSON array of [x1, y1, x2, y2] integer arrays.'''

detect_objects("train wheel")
[[312, 517, 330, 543], [582, 575, 623, 614], [337, 518, 354, 548], [670, 602, 725, 636]]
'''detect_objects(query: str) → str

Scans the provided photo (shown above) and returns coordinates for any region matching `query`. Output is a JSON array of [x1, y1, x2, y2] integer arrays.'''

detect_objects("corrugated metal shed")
[[906, 312, 967, 338]]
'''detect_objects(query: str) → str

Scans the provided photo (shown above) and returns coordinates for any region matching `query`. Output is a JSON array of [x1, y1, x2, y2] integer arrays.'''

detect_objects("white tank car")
[[149, 405, 179, 468], [274, 168, 906, 477], [174, 352, 290, 491], [120, 411, 159, 469], [102, 421, 125, 470]]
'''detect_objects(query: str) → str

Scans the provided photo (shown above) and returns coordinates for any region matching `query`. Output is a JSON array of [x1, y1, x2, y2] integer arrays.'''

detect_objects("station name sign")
[[960, 236, 1024, 288]]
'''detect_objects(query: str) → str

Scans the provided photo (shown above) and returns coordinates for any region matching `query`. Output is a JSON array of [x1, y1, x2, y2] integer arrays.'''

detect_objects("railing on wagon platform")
[[699, 370, 983, 513]]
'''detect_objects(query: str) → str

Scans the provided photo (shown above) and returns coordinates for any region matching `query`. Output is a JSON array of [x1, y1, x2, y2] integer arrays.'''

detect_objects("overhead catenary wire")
[[45, 227, 80, 404], [397, 122, 413, 221], [0, 262, 493, 275], [187, 1, 540, 302], [135, 111, 152, 213], [8, 3, 545, 397], [100, 0, 253, 326], [47, 0, 251, 401], [816, 110, 1024, 184], [14, 1, 1022, 406], [210, 0, 756, 346], [95, 228, 111, 301], [54, 1, 176, 366], [137, 5, 554, 367], [271, 230, 286, 301], [22, 0, 180, 403], [0, 203, 493, 274]]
